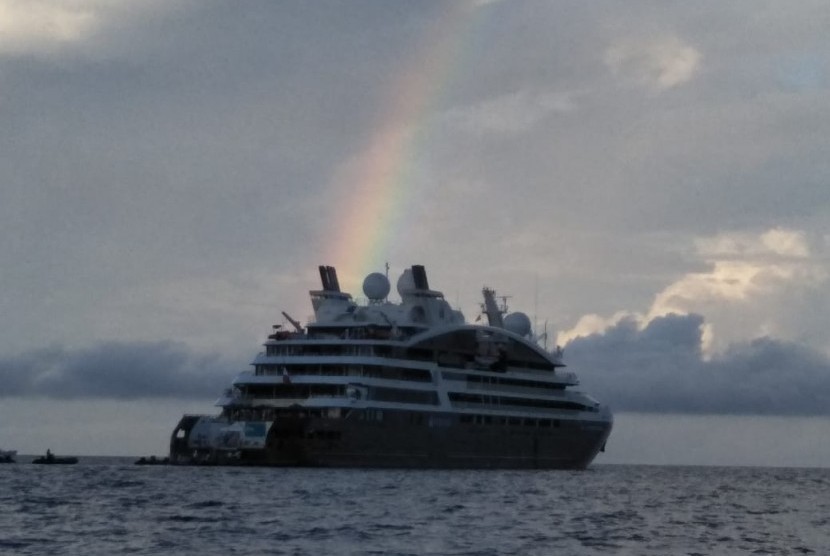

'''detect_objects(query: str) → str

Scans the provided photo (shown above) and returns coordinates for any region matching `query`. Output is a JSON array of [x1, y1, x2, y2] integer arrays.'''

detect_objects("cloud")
[[760, 228, 811, 258], [556, 227, 830, 416], [649, 228, 828, 350], [605, 35, 701, 91], [559, 228, 830, 354], [567, 313, 830, 416], [0, 341, 234, 399], [440, 89, 578, 134], [0, 0, 98, 53], [694, 228, 811, 260], [0, 0, 186, 57]]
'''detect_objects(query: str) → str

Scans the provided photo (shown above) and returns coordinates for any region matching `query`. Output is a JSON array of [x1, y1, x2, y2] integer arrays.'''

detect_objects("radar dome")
[[504, 312, 532, 337], [396, 269, 416, 296], [362, 272, 390, 300]]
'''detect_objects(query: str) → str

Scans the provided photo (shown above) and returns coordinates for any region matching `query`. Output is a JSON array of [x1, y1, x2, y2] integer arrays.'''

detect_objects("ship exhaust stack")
[[412, 265, 429, 291], [318, 265, 331, 290], [327, 266, 341, 292], [318, 265, 342, 292]]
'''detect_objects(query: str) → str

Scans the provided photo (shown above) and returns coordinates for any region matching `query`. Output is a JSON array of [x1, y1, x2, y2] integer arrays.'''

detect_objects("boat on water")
[[135, 455, 170, 465], [170, 265, 612, 469], [0, 449, 16, 463], [32, 450, 78, 465]]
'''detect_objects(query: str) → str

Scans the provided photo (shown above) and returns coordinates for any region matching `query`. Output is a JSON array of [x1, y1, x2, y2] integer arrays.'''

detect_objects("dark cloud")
[[0, 341, 234, 399], [567, 313, 830, 415]]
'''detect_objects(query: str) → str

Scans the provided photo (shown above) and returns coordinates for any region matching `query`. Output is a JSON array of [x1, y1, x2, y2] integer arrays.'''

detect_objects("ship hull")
[[171, 410, 611, 470]]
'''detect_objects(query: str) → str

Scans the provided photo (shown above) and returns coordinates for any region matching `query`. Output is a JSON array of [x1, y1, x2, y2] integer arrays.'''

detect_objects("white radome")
[[504, 311, 532, 337], [396, 268, 416, 296], [363, 272, 391, 300]]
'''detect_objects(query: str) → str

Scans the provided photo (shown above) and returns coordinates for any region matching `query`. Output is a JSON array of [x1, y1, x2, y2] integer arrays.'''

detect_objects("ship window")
[[463, 374, 567, 391], [370, 387, 439, 405], [447, 392, 587, 412], [243, 384, 345, 399]]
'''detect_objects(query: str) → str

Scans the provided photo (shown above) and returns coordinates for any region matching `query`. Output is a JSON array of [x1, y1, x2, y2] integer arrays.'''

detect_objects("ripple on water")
[[1, 464, 829, 555]]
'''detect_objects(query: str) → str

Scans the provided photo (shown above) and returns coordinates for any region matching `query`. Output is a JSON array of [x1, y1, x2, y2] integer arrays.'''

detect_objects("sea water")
[[1, 458, 827, 555]]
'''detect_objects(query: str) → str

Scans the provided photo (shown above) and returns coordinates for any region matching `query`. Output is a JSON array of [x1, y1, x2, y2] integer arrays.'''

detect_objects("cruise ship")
[[170, 265, 612, 468]]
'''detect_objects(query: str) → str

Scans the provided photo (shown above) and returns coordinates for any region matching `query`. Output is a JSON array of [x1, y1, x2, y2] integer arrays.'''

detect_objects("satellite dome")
[[504, 312, 532, 337], [396, 269, 416, 296], [363, 272, 390, 301]]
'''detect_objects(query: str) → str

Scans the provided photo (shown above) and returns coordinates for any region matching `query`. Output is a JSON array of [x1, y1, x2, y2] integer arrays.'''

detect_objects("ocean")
[[1, 458, 827, 555]]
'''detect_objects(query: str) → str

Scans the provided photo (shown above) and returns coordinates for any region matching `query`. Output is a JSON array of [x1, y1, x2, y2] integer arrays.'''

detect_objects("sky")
[[2, 0, 830, 466]]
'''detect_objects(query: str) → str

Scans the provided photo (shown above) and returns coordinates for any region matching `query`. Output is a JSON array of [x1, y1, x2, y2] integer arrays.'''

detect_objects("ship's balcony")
[[554, 371, 578, 385], [461, 380, 565, 398]]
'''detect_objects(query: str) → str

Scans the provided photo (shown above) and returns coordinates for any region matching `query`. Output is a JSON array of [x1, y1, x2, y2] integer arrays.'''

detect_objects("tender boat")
[[135, 455, 170, 465], [32, 450, 78, 465]]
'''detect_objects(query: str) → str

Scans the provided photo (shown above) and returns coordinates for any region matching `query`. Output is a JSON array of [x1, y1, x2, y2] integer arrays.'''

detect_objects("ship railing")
[[252, 365, 432, 383], [465, 381, 567, 397], [238, 395, 346, 408], [449, 400, 581, 414], [555, 371, 578, 384]]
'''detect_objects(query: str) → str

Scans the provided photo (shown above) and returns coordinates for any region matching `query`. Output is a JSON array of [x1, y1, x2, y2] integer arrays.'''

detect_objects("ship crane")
[[281, 311, 304, 333], [481, 287, 508, 328]]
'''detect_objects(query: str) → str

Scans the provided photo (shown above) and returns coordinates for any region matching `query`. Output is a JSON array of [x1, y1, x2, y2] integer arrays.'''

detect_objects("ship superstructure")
[[170, 265, 612, 468]]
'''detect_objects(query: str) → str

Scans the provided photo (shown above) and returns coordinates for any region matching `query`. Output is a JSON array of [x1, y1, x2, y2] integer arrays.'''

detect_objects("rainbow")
[[323, 2, 493, 291]]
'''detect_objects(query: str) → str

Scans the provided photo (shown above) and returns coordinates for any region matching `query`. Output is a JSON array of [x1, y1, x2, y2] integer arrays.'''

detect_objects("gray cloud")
[[0, 341, 234, 399], [568, 313, 830, 415]]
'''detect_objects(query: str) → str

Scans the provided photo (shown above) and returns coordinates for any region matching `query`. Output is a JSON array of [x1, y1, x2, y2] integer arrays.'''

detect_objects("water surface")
[[1, 460, 827, 555]]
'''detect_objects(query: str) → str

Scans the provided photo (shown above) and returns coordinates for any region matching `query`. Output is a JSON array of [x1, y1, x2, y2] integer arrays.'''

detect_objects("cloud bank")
[[0, 341, 233, 399], [558, 227, 830, 416], [567, 312, 830, 416], [559, 227, 830, 354]]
